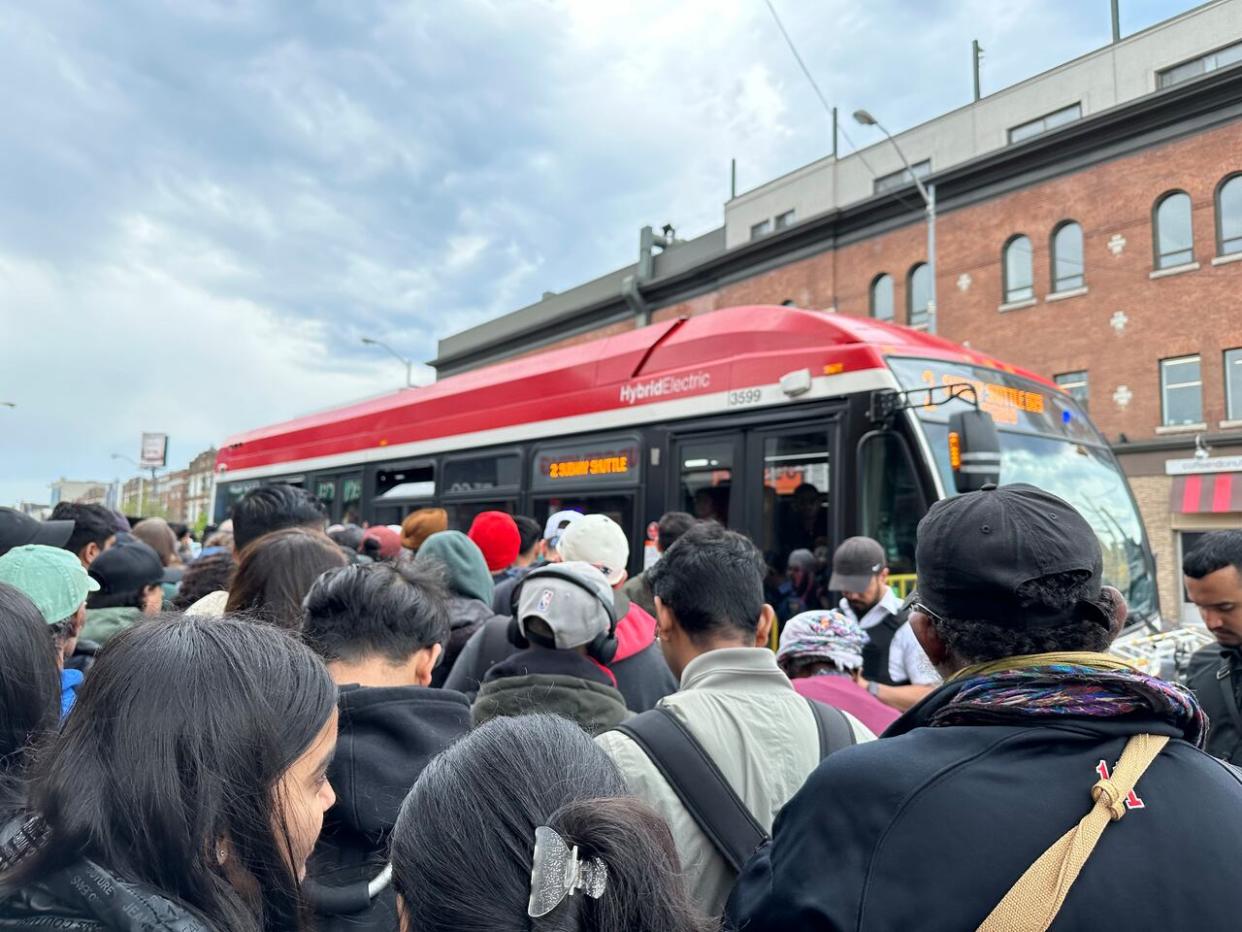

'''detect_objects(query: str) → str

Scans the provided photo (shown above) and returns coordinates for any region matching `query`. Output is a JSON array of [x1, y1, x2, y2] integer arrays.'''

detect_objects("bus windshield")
[[888, 357, 1158, 625]]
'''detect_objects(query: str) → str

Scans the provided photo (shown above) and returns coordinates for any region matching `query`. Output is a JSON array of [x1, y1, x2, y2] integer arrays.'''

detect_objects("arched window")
[[907, 263, 930, 328], [1217, 174, 1242, 257], [1002, 235, 1034, 303], [1051, 221, 1084, 292], [870, 274, 894, 321], [1153, 190, 1194, 269]]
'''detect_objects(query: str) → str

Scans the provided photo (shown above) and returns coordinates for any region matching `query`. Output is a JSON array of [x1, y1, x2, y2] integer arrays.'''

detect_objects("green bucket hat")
[[0, 544, 100, 625]]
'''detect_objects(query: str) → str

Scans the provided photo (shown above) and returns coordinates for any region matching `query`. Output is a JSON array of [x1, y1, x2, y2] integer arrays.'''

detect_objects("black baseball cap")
[[830, 537, 887, 592], [0, 507, 74, 557], [914, 483, 1106, 627], [88, 540, 164, 597]]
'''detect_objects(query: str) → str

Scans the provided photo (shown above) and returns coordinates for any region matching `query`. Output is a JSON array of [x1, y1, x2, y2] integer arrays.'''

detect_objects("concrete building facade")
[[49, 479, 109, 507]]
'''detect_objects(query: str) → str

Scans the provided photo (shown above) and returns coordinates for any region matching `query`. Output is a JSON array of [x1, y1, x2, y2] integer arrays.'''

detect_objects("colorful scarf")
[[929, 656, 1207, 746]]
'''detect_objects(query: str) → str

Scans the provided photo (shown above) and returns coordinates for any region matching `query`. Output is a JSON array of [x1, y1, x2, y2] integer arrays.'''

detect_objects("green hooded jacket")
[[81, 606, 144, 645], [415, 531, 494, 604]]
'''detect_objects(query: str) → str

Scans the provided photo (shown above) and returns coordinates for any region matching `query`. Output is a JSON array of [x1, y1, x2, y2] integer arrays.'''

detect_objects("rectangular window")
[[375, 461, 435, 500], [1160, 355, 1203, 426], [874, 160, 930, 196], [443, 454, 521, 494], [678, 440, 735, 526], [1007, 103, 1082, 144], [1054, 371, 1089, 412], [1157, 40, 1242, 89], [1227, 348, 1242, 421], [750, 219, 771, 240], [774, 209, 796, 231]]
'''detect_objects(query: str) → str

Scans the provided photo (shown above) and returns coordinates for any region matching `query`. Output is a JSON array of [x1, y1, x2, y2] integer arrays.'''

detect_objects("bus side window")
[[857, 432, 926, 577]]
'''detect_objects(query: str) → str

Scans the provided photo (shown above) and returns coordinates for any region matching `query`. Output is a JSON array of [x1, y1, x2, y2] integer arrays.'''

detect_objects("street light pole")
[[361, 337, 414, 388], [854, 109, 938, 334]]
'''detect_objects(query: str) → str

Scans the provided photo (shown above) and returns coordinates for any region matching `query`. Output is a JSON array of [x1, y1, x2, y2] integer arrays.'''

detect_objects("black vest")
[[861, 611, 905, 686]]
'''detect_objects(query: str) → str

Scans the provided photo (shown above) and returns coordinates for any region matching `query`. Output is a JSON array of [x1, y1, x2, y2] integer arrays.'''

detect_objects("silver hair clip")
[[528, 825, 608, 918]]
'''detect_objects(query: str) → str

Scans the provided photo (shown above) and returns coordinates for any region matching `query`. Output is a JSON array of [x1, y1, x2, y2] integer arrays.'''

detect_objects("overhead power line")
[[761, 0, 922, 211]]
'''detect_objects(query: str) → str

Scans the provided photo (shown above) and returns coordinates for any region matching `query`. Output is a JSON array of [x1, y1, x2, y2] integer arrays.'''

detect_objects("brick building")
[[433, 2, 1242, 621], [184, 448, 217, 528]]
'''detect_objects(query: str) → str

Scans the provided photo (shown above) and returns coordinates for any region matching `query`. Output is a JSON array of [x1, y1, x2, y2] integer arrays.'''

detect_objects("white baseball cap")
[[556, 514, 629, 586], [543, 510, 582, 549]]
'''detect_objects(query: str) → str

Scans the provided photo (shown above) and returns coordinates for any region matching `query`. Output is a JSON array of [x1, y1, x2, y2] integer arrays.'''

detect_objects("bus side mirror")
[[949, 410, 1001, 493]]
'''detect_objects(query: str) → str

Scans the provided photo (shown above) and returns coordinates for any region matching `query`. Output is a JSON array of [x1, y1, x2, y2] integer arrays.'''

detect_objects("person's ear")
[[754, 604, 776, 648], [654, 596, 675, 641], [412, 644, 443, 687], [1101, 586, 1128, 643], [878, 567, 890, 587], [82, 542, 99, 565], [911, 611, 951, 672], [613, 569, 629, 588]]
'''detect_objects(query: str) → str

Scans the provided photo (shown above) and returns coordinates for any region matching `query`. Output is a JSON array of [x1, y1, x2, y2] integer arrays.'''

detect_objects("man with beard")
[[1183, 531, 1242, 763], [831, 536, 939, 712]]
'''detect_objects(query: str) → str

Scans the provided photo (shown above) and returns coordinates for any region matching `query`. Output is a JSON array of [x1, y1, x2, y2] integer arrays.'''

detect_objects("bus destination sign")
[[533, 436, 640, 489]]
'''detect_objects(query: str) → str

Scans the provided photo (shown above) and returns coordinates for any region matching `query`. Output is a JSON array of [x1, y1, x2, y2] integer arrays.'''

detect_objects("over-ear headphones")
[[506, 563, 620, 665]]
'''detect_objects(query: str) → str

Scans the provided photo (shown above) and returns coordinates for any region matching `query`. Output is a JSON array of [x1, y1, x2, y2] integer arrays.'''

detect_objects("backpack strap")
[[976, 733, 1169, 932], [611, 708, 766, 873], [806, 697, 857, 757]]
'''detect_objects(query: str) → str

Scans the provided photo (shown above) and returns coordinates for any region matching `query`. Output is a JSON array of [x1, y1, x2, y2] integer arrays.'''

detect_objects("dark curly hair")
[[931, 571, 1115, 665]]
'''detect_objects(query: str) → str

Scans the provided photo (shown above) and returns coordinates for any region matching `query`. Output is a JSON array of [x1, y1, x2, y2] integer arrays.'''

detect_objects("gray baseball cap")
[[517, 561, 616, 650], [829, 536, 887, 592]]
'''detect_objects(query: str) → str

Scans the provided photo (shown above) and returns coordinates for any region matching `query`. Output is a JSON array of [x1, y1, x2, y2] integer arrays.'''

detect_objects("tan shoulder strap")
[[976, 732, 1169, 932]]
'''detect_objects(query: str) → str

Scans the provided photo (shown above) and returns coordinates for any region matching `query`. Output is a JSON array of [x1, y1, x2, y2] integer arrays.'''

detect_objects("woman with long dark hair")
[[226, 527, 349, 630], [0, 615, 339, 931], [0, 583, 59, 818], [390, 714, 715, 932]]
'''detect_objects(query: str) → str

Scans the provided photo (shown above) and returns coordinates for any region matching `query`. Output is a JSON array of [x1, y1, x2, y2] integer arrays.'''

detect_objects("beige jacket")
[[596, 647, 874, 916]]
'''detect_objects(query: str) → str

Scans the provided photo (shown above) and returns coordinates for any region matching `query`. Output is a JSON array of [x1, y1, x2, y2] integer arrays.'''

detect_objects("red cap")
[[361, 525, 402, 560], [468, 511, 521, 572]]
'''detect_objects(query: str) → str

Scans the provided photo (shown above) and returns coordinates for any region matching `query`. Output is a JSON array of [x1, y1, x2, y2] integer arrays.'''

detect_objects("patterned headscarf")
[[777, 610, 867, 673]]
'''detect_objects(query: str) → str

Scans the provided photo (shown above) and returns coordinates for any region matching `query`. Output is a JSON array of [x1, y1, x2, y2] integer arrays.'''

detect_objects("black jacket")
[[444, 590, 676, 712], [306, 684, 471, 932], [1185, 643, 1242, 764], [726, 677, 1242, 931], [430, 595, 506, 689], [472, 647, 630, 735], [0, 857, 211, 931]]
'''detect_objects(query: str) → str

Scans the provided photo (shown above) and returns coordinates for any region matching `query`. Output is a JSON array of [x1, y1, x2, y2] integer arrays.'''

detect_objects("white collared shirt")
[[840, 587, 941, 687]]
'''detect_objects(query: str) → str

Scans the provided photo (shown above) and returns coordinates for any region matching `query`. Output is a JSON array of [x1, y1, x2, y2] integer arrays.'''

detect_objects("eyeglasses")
[[901, 589, 941, 623]]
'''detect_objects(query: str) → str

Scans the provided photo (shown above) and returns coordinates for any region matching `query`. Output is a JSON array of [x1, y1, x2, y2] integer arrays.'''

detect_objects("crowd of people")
[[0, 481, 1240, 931]]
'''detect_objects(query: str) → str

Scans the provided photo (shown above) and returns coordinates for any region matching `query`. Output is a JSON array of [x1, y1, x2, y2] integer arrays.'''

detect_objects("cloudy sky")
[[0, 0, 1199, 506]]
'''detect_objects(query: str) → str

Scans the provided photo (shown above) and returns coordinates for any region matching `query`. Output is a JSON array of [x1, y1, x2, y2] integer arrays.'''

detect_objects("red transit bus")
[[214, 305, 1159, 626]]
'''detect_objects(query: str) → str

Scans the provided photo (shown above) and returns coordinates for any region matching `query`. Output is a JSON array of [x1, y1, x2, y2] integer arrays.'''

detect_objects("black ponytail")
[[537, 796, 717, 932], [391, 714, 714, 932]]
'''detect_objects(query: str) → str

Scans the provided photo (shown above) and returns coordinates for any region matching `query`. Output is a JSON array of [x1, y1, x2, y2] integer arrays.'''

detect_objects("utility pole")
[[972, 40, 983, 101], [1111, 0, 1121, 43]]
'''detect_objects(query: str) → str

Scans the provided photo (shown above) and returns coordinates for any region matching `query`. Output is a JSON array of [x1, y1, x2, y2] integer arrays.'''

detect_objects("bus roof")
[[216, 305, 1054, 477]]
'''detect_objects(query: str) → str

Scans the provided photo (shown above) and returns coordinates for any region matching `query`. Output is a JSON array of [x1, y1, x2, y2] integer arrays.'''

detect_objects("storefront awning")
[[1171, 473, 1242, 513]]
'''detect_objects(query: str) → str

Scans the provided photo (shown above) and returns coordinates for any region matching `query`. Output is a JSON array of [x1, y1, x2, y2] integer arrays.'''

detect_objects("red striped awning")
[[1171, 473, 1242, 513]]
